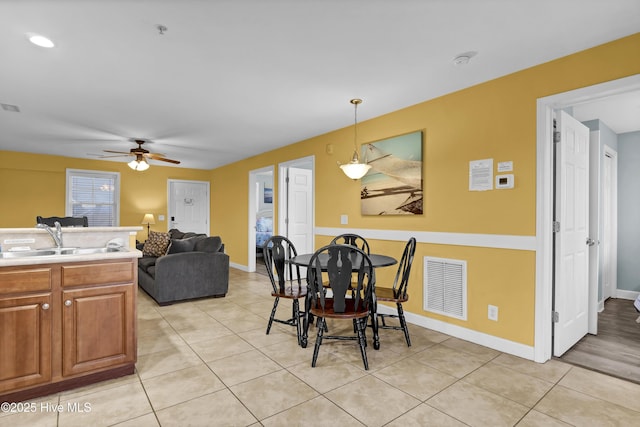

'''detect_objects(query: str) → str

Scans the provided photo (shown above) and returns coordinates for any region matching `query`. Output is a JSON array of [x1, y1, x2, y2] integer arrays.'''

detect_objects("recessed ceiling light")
[[27, 34, 55, 48]]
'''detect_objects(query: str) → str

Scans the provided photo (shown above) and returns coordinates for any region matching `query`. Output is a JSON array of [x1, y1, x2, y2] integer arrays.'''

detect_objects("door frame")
[[167, 179, 210, 234], [601, 146, 618, 302], [535, 73, 640, 362], [277, 156, 315, 251], [248, 166, 274, 273]]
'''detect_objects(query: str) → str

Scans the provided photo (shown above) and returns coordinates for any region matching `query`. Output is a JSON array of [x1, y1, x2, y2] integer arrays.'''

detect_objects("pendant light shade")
[[128, 155, 149, 171], [340, 98, 371, 180]]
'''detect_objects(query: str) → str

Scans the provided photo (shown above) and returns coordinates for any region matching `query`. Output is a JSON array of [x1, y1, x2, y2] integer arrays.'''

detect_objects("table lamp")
[[141, 213, 156, 240]]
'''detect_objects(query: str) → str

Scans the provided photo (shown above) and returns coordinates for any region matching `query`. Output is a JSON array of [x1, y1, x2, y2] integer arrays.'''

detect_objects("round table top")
[[289, 252, 397, 268]]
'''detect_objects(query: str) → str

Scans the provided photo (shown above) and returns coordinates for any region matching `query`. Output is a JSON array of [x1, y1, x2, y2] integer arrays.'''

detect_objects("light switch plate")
[[340, 215, 348, 225], [158, 215, 165, 221]]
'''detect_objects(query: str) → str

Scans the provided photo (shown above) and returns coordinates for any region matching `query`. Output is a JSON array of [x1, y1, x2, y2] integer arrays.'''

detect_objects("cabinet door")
[[62, 283, 135, 377], [0, 294, 52, 393]]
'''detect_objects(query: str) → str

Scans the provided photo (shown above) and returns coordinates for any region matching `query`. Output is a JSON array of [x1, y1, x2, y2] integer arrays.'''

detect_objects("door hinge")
[[553, 221, 560, 233], [553, 311, 559, 323]]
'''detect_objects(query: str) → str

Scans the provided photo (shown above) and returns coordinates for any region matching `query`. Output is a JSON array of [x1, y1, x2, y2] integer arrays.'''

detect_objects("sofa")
[[137, 229, 229, 305]]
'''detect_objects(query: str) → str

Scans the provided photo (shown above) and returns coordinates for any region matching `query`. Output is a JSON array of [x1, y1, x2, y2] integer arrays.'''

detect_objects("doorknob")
[[586, 238, 596, 246]]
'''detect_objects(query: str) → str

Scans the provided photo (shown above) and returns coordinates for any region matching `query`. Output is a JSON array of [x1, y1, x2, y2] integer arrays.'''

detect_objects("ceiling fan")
[[103, 139, 180, 170]]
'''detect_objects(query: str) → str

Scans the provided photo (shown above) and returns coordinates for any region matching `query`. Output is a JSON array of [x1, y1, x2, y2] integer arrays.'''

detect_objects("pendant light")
[[128, 154, 149, 171], [339, 98, 371, 180]]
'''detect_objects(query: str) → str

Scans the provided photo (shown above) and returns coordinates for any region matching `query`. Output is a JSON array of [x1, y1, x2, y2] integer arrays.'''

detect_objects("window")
[[66, 169, 120, 226]]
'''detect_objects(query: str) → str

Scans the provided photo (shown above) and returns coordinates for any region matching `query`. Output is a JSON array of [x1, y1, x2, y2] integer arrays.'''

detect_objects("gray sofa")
[[137, 229, 229, 305]]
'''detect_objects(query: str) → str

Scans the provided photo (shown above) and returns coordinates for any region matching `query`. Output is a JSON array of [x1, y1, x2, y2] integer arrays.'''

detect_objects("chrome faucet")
[[36, 221, 63, 249]]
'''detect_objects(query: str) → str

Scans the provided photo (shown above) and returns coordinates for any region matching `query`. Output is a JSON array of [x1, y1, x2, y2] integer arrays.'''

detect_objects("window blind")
[[66, 169, 120, 226]]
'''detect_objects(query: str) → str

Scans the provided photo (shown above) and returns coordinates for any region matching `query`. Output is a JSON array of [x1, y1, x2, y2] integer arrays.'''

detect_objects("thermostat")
[[496, 174, 514, 189]]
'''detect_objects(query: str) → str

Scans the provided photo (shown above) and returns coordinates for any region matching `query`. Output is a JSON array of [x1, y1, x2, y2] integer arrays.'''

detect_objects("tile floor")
[[3, 268, 640, 426]]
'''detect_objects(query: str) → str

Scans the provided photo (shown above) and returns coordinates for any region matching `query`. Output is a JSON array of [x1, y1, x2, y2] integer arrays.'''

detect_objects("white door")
[[168, 180, 209, 234], [601, 150, 617, 301], [286, 167, 313, 255], [553, 110, 591, 357]]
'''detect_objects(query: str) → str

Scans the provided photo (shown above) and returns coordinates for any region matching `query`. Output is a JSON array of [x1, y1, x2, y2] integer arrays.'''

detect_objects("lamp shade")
[[128, 158, 149, 171], [340, 162, 371, 180], [141, 213, 156, 225]]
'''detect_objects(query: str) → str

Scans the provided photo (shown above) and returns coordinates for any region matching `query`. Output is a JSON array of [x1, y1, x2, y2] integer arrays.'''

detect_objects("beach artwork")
[[360, 131, 423, 215]]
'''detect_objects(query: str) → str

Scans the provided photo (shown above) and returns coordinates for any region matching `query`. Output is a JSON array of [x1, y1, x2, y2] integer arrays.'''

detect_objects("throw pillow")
[[194, 236, 222, 253], [143, 231, 171, 257], [166, 236, 204, 254]]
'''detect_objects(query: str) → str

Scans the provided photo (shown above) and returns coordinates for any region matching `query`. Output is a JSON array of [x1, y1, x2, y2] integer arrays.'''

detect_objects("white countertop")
[[0, 248, 142, 267]]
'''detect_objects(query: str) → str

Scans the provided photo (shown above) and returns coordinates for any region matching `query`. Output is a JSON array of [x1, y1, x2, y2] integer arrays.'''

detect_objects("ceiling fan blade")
[[103, 150, 132, 155], [145, 153, 181, 164]]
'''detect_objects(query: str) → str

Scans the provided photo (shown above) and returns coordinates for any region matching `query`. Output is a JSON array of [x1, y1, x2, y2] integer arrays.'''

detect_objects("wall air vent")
[[1, 103, 20, 113], [424, 256, 467, 320]]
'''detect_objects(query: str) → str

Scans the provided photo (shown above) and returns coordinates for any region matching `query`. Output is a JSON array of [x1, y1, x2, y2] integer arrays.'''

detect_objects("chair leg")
[[397, 303, 411, 347], [312, 318, 325, 367], [266, 297, 279, 335], [293, 299, 302, 346], [356, 318, 369, 370]]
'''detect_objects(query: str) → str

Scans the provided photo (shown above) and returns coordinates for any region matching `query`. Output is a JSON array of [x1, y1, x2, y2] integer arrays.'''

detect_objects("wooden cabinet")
[[0, 258, 137, 401]]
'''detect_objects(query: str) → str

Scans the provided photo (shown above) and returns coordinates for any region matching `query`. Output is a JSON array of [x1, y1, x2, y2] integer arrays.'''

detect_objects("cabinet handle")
[[41, 303, 50, 310], [64, 300, 72, 307]]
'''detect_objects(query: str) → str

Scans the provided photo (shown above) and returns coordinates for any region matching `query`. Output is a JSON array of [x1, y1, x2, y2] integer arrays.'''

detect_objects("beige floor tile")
[[325, 375, 421, 427], [374, 358, 457, 401], [162, 311, 218, 331], [492, 353, 572, 383], [0, 403, 59, 427], [440, 337, 501, 362], [189, 333, 254, 362], [111, 412, 160, 427], [230, 370, 318, 420], [385, 403, 468, 427], [288, 353, 368, 394], [427, 381, 528, 427], [136, 344, 204, 379], [558, 366, 640, 413], [207, 349, 282, 386], [259, 338, 313, 368], [202, 304, 257, 322], [137, 330, 186, 356], [217, 315, 268, 334], [323, 338, 406, 371], [143, 364, 226, 410], [59, 372, 139, 401], [137, 317, 175, 338], [156, 388, 257, 427], [238, 323, 298, 348], [261, 395, 364, 427], [463, 362, 554, 407], [410, 343, 487, 378], [176, 321, 234, 344], [535, 385, 640, 426], [516, 410, 572, 426], [57, 381, 153, 427]]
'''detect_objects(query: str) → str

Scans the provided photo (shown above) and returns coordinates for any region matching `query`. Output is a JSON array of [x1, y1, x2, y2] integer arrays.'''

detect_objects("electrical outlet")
[[488, 305, 499, 321], [340, 214, 348, 225]]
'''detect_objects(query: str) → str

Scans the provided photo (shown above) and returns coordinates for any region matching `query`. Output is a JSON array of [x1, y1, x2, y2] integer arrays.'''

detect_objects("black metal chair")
[[375, 237, 417, 346], [330, 233, 370, 254], [305, 244, 376, 370], [36, 216, 88, 227], [263, 235, 307, 346]]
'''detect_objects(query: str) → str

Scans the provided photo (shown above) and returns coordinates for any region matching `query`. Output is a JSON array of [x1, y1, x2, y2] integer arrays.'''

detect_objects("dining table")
[[288, 251, 397, 350]]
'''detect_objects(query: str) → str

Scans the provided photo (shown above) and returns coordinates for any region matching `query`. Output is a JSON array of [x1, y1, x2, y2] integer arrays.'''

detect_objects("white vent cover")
[[424, 256, 467, 320]]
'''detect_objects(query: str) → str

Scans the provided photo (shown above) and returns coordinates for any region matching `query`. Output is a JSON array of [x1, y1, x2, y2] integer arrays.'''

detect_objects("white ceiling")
[[1, 0, 639, 170]]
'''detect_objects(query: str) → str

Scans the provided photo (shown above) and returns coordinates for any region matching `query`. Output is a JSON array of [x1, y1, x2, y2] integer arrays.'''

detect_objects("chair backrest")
[[392, 237, 417, 299], [263, 235, 302, 293], [36, 216, 88, 227], [330, 233, 370, 254], [307, 244, 375, 314]]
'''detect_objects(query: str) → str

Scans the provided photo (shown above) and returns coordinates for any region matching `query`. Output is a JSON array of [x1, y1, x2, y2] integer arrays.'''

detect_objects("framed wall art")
[[360, 130, 423, 215]]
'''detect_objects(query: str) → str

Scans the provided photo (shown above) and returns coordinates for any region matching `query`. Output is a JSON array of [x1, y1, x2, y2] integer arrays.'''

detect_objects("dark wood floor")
[[560, 298, 640, 384]]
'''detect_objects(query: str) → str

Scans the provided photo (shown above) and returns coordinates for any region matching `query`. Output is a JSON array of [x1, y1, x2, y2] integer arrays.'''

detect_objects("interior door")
[[553, 110, 591, 357], [168, 180, 209, 234], [286, 167, 313, 255]]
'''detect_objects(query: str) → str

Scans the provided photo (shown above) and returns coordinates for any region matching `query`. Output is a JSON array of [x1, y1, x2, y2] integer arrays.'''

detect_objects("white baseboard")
[[377, 305, 536, 361], [231, 262, 249, 272], [598, 299, 605, 312], [614, 289, 640, 301]]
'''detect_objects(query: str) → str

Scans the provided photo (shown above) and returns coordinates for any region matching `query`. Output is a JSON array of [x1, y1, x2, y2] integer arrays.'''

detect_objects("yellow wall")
[[0, 151, 210, 242], [2, 34, 639, 348]]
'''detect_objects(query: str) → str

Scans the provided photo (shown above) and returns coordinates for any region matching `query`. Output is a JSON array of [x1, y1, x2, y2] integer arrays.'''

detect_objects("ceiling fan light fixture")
[[27, 33, 55, 48], [340, 98, 371, 180], [128, 158, 149, 171]]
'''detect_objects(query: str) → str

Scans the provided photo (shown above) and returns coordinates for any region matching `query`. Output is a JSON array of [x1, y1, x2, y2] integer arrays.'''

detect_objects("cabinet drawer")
[[62, 261, 134, 287], [0, 268, 52, 295]]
